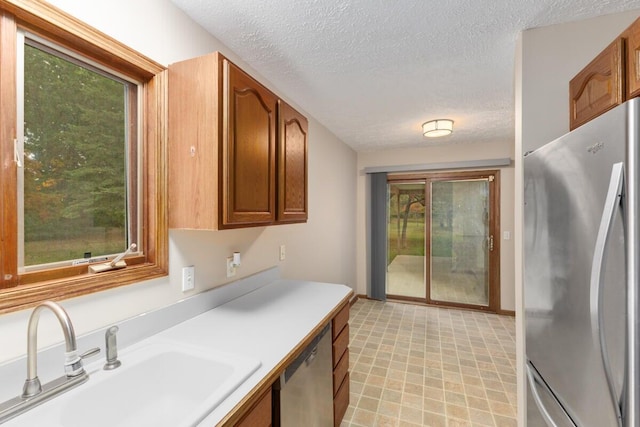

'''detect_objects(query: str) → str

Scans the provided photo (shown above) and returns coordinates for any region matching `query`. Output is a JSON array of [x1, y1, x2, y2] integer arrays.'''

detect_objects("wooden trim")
[[0, 11, 18, 288], [497, 309, 515, 317], [216, 291, 354, 426], [490, 171, 501, 312], [0, 5, 168, 313], [0, 0, 163, 80]]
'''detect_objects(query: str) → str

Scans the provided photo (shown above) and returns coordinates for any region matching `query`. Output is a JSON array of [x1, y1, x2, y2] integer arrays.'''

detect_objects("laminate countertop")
[[0, 270, 353, 426]]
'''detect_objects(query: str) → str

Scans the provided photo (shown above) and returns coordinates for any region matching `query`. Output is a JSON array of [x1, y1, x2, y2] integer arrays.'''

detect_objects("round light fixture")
[[422, 119, 454, 138]]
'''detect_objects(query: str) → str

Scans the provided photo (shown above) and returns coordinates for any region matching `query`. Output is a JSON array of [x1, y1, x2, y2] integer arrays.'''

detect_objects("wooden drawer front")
[[333, 372, 350, 427], [569, 38, 624, 130], [333, 349, 349, 396], [626, 18, 640, 98], [235, 388, 272, 427], [332, 323, 349, 368], [332, 303, 349, 340]]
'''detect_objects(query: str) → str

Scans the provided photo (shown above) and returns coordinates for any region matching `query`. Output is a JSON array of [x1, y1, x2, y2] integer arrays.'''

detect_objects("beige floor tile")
[[400, 405, 424, 424], [341, 299, 516, 427], [378, 400, 401, 418], [447, 403, 471, 421], [468, 408, 496, 426], [374, 414, 399, 427], [423, 411, 447, 427]]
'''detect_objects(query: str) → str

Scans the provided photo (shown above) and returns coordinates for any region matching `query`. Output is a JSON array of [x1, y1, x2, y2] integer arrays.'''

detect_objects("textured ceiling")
[[170, 0, 640, 151]]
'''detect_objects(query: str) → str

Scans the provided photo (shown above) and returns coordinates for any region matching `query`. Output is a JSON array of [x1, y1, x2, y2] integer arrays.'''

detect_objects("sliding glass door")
[[386, 171, 499, 311], [429, 177, 491, 307]]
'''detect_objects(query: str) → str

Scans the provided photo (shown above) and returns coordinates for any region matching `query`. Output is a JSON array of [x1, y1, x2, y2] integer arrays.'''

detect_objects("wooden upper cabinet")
[[168, 52, 307, 229], [277, 101, 308, 223], [624, 18, 640, 99], [569, 38, 624, 130], [222, 60, 277, 228], [168, 53, 222, 230]]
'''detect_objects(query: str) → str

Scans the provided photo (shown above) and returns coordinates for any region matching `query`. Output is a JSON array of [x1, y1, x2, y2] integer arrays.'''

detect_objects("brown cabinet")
[[569, 38, 624, 130], [625, 18, 640, 99], [234, 388, 272, 427], [277, 101, 308, 223], [332, 302, 350, 426], [222, 60, 277, 227], [168, 52, 307, 229]]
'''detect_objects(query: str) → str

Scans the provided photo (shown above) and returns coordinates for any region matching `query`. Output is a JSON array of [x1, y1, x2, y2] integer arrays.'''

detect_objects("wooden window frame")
[[0, 0, 168, 313]]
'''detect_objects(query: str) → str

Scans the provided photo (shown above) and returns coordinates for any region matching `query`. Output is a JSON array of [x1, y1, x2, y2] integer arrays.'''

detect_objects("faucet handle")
[[64, 347, 100, 377], [80, 347, 101, 360], [64, 350, 84, 377]]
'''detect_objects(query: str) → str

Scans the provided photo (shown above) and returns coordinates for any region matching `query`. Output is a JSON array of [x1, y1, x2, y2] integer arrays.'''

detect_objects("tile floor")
[[340, 298, 517, 427]]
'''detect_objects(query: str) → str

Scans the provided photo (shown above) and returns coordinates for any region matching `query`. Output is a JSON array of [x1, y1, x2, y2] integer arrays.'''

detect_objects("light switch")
[[503, 231, 511, 240], [279, 245, 286, 261]]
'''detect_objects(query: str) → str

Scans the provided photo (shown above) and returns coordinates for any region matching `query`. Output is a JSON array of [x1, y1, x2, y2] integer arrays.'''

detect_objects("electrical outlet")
[[226, 257, 236, 278], [279, 244, 286, 261], [181, 266, 195, 292]]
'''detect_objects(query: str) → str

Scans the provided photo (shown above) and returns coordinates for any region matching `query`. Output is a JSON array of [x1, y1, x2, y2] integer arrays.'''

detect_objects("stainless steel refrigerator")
[[524, 98, 640, 426]]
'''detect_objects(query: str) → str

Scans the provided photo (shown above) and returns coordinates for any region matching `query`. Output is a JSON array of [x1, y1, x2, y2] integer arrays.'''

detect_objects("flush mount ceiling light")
[[422, 119, 454, 138]]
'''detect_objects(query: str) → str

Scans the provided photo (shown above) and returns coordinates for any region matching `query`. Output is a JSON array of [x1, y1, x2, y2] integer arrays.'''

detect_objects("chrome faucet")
[[103, 326, 122, 370], [23, 301, 83, 397], [0, 301, 99, 423]]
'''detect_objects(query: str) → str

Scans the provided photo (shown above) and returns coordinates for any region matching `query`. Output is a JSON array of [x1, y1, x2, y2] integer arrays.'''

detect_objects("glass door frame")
[[386, 170, 501, 313]]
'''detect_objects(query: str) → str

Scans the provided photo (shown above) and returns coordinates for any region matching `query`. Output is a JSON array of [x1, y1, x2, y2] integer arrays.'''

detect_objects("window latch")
[[14, 139, 23, 168]]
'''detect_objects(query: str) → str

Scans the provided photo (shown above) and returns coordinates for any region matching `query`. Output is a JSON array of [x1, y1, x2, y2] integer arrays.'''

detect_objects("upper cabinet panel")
[[278, 100, 308, 223], [222, 60, 277, 227], [624, 18, 640, 99], [569, 38, 624, 131], [168, 53, 222, 230]]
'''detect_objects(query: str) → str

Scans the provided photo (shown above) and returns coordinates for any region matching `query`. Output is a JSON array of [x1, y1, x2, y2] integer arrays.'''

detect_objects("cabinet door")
[[221, 59, 277, 227], [569, 38, 624, 130], [234, 388, 272, 427], [277, 101, 308, 222], [626, 18, 640, 99]]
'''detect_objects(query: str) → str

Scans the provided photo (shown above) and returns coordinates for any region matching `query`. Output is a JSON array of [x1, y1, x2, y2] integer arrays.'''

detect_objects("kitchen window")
[[19, 35, 139, 270], [0, 1, 168, 313]]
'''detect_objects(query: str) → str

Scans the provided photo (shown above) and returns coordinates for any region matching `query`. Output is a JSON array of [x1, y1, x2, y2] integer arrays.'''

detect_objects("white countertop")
[[0, 271, 352, 426]]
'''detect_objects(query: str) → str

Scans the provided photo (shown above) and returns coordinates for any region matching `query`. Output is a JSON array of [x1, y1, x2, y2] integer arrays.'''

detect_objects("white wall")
[[0, 0, 357, 363], [515, 9, 640, 426], [356, 140, 516, 311]]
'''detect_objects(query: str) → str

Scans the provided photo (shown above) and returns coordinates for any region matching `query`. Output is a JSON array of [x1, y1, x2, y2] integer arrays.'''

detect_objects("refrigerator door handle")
[[526, 362, 575, 427], [590, 161, 625, 427]]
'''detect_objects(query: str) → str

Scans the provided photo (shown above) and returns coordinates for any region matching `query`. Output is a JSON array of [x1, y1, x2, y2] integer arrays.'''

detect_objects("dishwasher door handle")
[[305, 347, 318, 366]]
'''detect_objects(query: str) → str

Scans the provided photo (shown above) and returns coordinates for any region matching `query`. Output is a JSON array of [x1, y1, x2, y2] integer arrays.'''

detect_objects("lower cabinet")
[[234, 388, 272, 427], [332, 303, 350, 426]]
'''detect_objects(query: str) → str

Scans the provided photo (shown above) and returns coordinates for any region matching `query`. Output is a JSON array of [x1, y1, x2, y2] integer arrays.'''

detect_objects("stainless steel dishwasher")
[[274, 323, 333, 427]]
